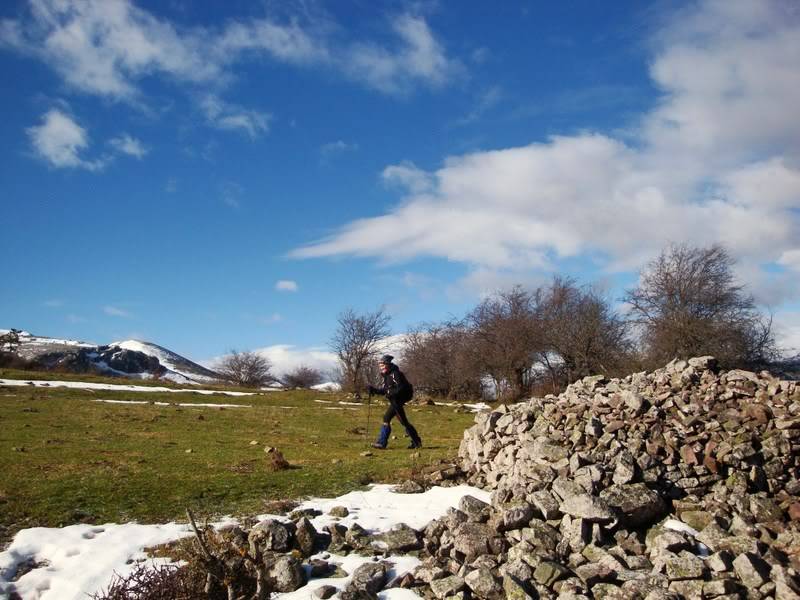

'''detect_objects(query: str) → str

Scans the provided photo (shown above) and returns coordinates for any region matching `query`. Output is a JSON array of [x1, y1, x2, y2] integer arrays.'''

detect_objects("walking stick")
[[365, 388, 373, 448]]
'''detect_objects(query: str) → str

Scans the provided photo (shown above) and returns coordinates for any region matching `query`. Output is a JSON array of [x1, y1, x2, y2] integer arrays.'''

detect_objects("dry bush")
[[216, 350, 274, 388], [281, 365, 324, 389], [90, 562, 208, 600]]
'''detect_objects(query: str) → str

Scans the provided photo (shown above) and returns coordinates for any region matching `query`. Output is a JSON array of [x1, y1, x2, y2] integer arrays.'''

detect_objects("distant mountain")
[[1, 329, 221, 384]]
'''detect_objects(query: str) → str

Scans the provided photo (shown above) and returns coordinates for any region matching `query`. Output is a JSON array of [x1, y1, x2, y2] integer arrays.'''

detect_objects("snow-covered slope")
[[109, 340, 220, 383], [2, 330, 221, 384]]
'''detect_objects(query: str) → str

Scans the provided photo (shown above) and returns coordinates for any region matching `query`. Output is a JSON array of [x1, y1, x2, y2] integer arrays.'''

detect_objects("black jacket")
[[370, 364, 413, 403]]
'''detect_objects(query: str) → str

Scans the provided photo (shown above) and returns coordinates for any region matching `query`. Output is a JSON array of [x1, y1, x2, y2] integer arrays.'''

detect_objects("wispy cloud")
[[219, 181, 243, 209], [1, 2, 460, 102], [26, 109, 107, 171], [275, 280, 298, 292], [42, 299, 63, 308], [109, 134, 148, 158], [103, 305, 133, 318], [200, 94, 271, 139], [291, 0, 800, 303]]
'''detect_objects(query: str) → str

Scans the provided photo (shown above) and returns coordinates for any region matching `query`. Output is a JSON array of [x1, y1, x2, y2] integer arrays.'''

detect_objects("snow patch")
[[0, 484, 487, 600], [0, 378, 254, 396]]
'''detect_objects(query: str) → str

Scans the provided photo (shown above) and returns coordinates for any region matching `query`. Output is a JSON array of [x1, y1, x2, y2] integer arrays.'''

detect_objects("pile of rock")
[[446, 357, 800, 598], [166, 357, 800, 599]]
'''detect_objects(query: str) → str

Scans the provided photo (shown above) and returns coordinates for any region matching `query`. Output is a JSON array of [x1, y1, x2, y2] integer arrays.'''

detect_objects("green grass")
[[0, 381, 480, 545]]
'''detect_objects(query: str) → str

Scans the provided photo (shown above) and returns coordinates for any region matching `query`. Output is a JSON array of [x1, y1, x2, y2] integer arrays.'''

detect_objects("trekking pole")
[[365, 388, 373, 448]]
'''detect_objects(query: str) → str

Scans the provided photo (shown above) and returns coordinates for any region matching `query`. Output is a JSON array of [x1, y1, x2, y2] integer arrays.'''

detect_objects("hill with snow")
[[1, 330, 221, 384]]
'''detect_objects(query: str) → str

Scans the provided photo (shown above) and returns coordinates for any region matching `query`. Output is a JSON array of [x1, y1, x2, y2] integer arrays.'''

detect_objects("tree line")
[[332, 244, 778, 401]]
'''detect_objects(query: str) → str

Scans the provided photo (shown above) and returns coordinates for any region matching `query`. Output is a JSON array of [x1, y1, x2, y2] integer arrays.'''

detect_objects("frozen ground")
[[0, 484, 490, 600]]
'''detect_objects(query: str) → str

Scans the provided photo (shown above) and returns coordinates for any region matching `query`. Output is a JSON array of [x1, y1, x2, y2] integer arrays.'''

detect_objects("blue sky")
[[1, 0, 799, 369]]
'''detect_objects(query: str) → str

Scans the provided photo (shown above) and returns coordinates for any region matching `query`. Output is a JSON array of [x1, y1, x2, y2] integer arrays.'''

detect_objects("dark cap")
[[378, 354, 394, 364]]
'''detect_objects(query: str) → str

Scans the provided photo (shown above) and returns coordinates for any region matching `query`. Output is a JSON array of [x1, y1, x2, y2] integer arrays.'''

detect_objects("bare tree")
[[541, 277, 632, 387], [282, 365, 324, 389], [330, 307, 391, 395], [467, 286, 546, 401], [624, 243, 776, 368], [216, 350, 274, 388], [403, 320, 484, 400]]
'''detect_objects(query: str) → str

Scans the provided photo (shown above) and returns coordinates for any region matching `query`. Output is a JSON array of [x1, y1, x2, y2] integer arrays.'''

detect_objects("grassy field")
[[0, 375, 480, 545]]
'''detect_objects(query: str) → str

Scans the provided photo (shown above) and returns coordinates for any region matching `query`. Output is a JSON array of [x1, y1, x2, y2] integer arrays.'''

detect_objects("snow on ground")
[[93, 399, 251, 409], [311, 381, 341, 392], [0, 484, 488, 600], [0, 378, 254, 396], [438, 401, 492, 413]]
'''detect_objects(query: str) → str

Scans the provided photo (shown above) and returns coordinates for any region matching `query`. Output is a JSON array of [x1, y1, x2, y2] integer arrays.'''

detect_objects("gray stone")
[[732, 552, 771, 589], [465, 567, 502, 598], [268, 555, 306, 592], [373, 523, 421, 553], [502, 574, 535, 600], [500, 502, 535, 531], [534, 560, 571, 588], [430, 575, 466, 598], [664, 551, 706, 581], [313, 585, 337, 599], [249, 519, 294, 555], [459, 495, 492, 522], [612, 450, 637, 485], [295, 517, 318, 557], [600, 484, 667, 528], [329, 505, 350, 518], [453, 522, 492, 560], [345, 561, 389, 595], [560, 494, 616, 524], [531, 489, 562, 520]]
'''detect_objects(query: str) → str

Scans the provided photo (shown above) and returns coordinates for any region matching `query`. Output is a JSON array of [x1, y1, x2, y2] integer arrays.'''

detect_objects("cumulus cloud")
[[1, 1, 458, 99], [26, 109, 107, 170], [292, 0, 800, 300], [275, 280, 298, 292], [109, 133, 148, 158]]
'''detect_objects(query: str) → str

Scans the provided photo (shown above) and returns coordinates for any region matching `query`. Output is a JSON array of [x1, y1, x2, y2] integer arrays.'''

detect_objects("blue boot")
[[373, 424, 391, 449]]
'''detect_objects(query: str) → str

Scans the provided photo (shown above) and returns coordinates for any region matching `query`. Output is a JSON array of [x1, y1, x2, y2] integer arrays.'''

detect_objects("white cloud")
[[200, 94, 271, 139], [26, 109, 107, 170], [275, 280, 298, 292], [165, 177, 178, 193], [773, 311, 800, 357], [778, 249, 800, 272], [0, 0, 216, 100], [109, 133, 148, 158], [381, 161, 434, 194], [344, 14, 461, 94], [292, 0, 800, 300], [103, 305, 132, 318], [43, 299, 63, 308], [1, 2, 458, 100]]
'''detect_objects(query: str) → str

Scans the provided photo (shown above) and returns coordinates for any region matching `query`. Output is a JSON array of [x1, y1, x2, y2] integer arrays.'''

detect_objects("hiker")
[[368, 354, 422, 450]]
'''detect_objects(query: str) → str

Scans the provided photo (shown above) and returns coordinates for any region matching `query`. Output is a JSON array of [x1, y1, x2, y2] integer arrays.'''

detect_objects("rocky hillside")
[[2, 330, 220, 383]]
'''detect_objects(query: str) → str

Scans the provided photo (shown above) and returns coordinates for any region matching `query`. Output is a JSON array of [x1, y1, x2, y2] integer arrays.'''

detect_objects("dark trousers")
[[383, 398, 420, 443]]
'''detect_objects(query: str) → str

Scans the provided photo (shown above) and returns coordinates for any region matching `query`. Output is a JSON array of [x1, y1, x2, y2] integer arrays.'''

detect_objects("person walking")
[[368, 355, 422, 450]]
